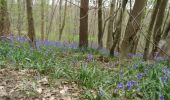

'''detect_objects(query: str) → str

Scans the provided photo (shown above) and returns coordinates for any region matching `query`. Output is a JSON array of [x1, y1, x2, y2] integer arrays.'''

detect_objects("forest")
[[0, 0, 170, 99]]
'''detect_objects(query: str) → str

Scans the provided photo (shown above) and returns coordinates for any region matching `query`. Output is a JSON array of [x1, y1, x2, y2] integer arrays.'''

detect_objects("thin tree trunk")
[[0, 0, 10, 36], [46, 0, 59, 40], [130, 35, 140, 54], [98, 0, 103, 49], [150, 0, 168, 58], [59, 0, 67, 41], [41, 0, 45, 41], [143, 0, 161, 60], [162, 7, 170, 37], [110, 0, 128, 56], [17, 0, 21, 36], [162, 20, 170, 39], [120, 0, 147, 58], [79, 0, 89, 48], [106, 0, 115, 50], [26, 0, 36, 48]]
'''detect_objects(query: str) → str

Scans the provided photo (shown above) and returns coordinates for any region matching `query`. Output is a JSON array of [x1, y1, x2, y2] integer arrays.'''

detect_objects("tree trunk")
[[106, 0, 115, 50], [130, 35, 140, 54], [150, 0, 168, 58], [143, 0, 161, 60], [110, 0, 128, 56], [0, 0, 10, 36], [162, 20, 170, 39], [79, 0, 89, 48], [59, 0, 67, 41], [17, 0, 21, 36], [98, 0, 103, 49], [26, 0, 36, 48], [41, 0, 45, 41], [46, 0, 58, 40], [120, 0, 147, 58]]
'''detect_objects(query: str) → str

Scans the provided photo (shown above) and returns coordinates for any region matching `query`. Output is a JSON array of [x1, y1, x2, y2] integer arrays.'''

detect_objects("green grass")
[[0, 41, 170, 99]]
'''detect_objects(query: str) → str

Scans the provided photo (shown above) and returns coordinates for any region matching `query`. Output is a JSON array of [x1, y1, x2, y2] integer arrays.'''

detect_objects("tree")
[[120, 0, 147, 58], [79, 0, 89, 48], [17, 0, 22, 36], [162, 20, 170, 39], [41, 0, 45, 41], [0, 0, 10, 36], [26, 0, 36, 48], [143, 0, 161, 60], [98, 0, 103, 49], [110, 0, 128, 56], [106, 0, 115, 49], [59, 0, 67, 41], [150, 0, 168, 58]]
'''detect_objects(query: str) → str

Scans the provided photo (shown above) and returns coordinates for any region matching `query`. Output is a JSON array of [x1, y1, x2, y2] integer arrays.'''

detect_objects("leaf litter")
[[0, 67, 83, 100]]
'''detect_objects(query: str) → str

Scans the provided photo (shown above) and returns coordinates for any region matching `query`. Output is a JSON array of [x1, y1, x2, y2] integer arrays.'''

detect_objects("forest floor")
[[0, 67, 83, 100], [0, 41, 169, 100]]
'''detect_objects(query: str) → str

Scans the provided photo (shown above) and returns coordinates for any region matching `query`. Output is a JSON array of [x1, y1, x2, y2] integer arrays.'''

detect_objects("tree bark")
[[143, 0, 161, 60], [98, 0, 103, 49], [59, 0, 67, 41], [41, 0, 45, 41], [0, 0, 10, 36], [110, 0, 128, 56], [79, 0, 89, 48], [26, 0, 36, 48], [106, 0, 115, 50], [17, 0, 21, 36], [150, 0, 168, 58], [130, 35, 140, 54], [162, 20, 170, 39], [120, 0, 147, 58]]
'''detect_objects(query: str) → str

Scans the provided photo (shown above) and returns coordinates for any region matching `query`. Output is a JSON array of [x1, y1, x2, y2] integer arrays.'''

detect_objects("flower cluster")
[[137, 73, 144, 80], [160, 66, 170, 84], [87, 54, 93, 61], [117, 80, 137, 90], [160, 95, 165, 100]]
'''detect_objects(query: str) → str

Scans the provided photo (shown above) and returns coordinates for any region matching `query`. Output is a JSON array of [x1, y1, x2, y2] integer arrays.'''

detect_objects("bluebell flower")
[[137, 73, 143, 80], [160, 95, 165, 100], [137, 88, 141, 91], [144, 68, 149, 75], [87, 54, 93, 61], [117, 82, 124, 89], [155, 57, 167, 62], [135, 53, 143, 58], [126, 80, 137, 90], [128, 53, 134, 58], [163, 67, 170, 75], [133, 64, 139, 69], [115, 52, 119, 57], [161, 75, 168, 83]]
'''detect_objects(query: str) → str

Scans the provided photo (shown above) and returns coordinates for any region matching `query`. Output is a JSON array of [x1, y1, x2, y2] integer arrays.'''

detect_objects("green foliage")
[[0, 42, 169, 100]]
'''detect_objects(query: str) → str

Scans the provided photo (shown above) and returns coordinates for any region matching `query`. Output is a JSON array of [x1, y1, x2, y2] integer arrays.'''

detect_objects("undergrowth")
[[0, 42, 169, 100]]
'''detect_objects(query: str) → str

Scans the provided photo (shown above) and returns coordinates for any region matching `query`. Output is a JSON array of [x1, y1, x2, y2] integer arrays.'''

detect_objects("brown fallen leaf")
[[49, 96, 55, 100], [60, 86, 68, 95], [0, 86, 8, 97], [36, 88, 43, 94], [38, 77, 49, 85]]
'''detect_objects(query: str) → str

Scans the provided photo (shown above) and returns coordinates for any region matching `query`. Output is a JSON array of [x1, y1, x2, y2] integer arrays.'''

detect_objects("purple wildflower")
[[137, 73, 143, 80], [128, 53, 135, 58], [87, 54, 93, 61], [161, 75, 168, 83], [144, 68, 149, 75], [126, 80, 137, 90], [155, 57, 167, 62], [163, 67, 170, 75], [160, 95, 165, 100], [133, 64, 138, 69], [117, 82, 124, 89]]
